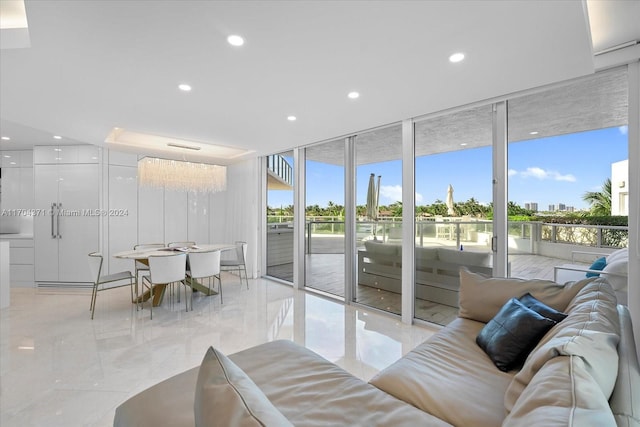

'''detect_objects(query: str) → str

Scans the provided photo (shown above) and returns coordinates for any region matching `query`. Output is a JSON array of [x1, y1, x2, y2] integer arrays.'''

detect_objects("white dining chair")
[[88, 252, 135, 320], [142, 253, 187, 319], [220, 241, 249, 289], [133, 243, 165, 296], [186, 250, 222, 310]]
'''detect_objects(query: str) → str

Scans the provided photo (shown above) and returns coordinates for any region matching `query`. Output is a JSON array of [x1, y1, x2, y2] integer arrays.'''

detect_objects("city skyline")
[[268, 126, 628, 212]]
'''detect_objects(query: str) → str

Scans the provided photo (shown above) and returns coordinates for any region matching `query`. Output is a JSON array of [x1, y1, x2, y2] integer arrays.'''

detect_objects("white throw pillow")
[[458, 268, 593, 323], [602, 259, 628, 291], [606, 248, 628, 264]]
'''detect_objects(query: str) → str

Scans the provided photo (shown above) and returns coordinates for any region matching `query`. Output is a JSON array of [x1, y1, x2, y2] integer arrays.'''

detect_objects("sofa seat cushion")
[[230, 340, 451, 427], [459, 268, 593, 323], [195, 346, 293, 426], [370, 318, 513, 427], [505, 279, 620, 414], [503, 356, 617, 426]]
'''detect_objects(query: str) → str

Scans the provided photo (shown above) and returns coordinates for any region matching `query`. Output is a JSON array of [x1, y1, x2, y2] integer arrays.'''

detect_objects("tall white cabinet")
[[34, 146, 100, 284]]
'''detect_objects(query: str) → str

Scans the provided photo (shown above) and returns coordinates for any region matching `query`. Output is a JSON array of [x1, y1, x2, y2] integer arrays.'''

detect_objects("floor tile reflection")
[[1, 277, 438, 426]]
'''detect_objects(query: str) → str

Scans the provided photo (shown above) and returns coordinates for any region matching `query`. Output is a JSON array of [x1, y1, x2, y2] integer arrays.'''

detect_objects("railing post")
[[307, 221, 312, 254], [456, 223, 461, 248], [551, 224, 557, 243], [419, 222, 424, 247], [596, 226, 603, 248]]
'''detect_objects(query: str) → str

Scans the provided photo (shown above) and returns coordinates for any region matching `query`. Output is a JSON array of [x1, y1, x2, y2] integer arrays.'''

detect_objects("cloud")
[[619, 125, 628, 135], [516, 167, 576, 182], [378, 185, 423, 203], [380, 185, 402, 203]]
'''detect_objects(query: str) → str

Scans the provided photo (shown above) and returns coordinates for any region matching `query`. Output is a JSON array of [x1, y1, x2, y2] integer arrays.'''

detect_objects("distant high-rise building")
[[612, 159, 629, 216], [559, 203, 566, 211], [530, 202, 538, 212], [549, 204, 556, 212], [524, 203, 530, 210]]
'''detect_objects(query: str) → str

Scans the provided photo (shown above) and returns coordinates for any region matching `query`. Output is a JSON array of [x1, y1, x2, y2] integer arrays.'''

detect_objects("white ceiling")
[[0, 1, 638, 163]]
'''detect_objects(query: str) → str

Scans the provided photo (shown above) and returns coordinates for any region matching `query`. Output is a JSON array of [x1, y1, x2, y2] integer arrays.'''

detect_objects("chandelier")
[[138, 157, 227, 193]]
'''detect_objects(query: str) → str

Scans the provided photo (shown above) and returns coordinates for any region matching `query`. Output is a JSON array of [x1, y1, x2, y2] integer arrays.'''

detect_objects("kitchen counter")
[[0, 233, 34, 239]]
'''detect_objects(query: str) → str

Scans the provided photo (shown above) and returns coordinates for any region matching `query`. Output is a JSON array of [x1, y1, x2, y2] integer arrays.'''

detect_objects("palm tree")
[[582, 178, 612, 216]]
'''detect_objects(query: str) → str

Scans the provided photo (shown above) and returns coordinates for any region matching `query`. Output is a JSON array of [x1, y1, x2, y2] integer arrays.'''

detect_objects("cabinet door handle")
[[51, 203, 56, 238], [57, 203, 62, 239]]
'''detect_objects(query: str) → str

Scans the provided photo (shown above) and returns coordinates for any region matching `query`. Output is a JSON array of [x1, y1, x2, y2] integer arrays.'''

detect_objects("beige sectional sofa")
[[114, 270, 639, 427], [358, 241, 498, 307]]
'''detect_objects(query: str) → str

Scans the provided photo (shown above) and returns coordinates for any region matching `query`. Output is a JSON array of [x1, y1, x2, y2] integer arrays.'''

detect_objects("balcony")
[[267, 217, 627, 324]]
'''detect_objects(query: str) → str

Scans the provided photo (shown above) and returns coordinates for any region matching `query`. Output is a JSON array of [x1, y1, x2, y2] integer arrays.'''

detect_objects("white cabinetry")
[[34, 146, 100, 284]]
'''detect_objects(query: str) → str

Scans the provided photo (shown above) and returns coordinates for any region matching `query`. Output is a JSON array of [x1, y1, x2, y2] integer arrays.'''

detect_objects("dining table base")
[[134, 279, 218, 307]]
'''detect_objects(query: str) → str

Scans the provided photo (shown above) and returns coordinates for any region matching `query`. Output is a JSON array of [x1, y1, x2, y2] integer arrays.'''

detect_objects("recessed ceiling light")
[[529, 131, 539, 135], [460, 143, 468, 146], [347, 91, 360, 99], [9, 162, 16, 165], [54, 148, 62, 151], [287, 116, 297, 121], [227, 35, 244, 46], [53, 135, 62, 140], [3, 155, 11, 158], [449, 52, 465, 63], [1, 136, 10, 140], [178, 83, 192, 92]]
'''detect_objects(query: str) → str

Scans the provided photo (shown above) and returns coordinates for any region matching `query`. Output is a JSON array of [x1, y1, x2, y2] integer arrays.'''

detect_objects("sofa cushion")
[[518, 293, 568, 323], [437, 248, 490, 267], [230, 340, 451, 427], [609, 305, 640, 427], [504, 279, 620, 414], [364, 241, 399, 256], [503, 356, 617, 427], [477, 298, 557, 372], [586, 256, 606, 277], [194, 346, 293, 427], [370, 317, 514, 427], [458, 268, 592, 323]]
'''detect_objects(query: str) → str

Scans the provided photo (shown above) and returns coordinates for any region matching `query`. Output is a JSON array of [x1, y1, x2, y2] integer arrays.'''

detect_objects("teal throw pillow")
[[586, 257, 606, 277]]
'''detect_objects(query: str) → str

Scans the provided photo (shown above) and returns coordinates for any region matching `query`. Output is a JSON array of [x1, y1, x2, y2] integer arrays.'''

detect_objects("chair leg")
[[218, 275, 223, 304], [240, 265, 249, 289], [90, 285, 98, 319]]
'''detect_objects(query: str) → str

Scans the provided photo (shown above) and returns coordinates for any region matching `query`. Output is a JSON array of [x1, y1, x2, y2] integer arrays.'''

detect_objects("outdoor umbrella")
[[446, 184, 455, 216], [366, 174, 381, 239]]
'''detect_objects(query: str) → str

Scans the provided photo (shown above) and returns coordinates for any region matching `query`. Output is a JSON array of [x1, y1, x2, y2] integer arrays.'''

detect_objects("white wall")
[[210, 158, 260, 278]]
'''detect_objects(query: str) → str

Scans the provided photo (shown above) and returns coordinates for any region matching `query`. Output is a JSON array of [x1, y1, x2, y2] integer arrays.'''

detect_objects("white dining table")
[[113, 243, 236, 306]]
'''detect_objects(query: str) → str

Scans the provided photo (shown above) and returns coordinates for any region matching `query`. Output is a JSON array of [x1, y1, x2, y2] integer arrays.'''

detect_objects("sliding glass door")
[[266, 151, 294, 282], [413, 106, 493, 325], [507, 67, 629, 280], [353, 124, 403, 315], [305, 139, 345, 297]]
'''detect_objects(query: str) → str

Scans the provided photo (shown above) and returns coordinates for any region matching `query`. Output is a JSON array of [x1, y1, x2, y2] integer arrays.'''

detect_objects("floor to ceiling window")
[[507, 67, 629, 279], [266, 151, 294, 282], [261, 65, 634, 325], [413, 105, 493, 325], [353, 124, 403, 315], [305, 139, 345, 297]]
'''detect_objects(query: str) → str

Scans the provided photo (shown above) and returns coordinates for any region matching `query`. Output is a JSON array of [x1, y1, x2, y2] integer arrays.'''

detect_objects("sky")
[[268, 126, 629, 211]]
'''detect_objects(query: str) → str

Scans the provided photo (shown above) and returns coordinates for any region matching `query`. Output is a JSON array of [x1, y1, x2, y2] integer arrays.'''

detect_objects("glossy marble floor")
[[0, 276, 439, 427]]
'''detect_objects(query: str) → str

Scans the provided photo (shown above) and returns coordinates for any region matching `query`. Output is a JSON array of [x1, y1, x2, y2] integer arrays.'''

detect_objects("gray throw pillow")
[[519, 293, 568, 323], [476, 298, 557, 372]]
